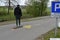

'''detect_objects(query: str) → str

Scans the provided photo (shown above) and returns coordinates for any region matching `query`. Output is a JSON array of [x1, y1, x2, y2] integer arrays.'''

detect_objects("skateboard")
[[13, 26, 23, 29]]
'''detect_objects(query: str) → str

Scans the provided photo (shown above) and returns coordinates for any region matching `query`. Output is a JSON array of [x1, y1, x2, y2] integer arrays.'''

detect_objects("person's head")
[[17, 5, 20, 7]]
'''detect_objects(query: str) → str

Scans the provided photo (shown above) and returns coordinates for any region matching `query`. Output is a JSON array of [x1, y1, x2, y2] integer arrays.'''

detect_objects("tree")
[[26, 0, 49, 17], [0, 0, 20, 15], [4, 0, 11, 14], [8, 0, 10, 14], [5, 0, 19, 14], [40, 0, 48, 16]]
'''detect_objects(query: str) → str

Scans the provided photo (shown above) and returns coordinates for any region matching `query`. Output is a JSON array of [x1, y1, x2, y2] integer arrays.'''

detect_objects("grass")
[[36, 28, 60, 40], [0, 7, 50, 22], [0, 7, 33, 22], [0, 16, 45, 26]]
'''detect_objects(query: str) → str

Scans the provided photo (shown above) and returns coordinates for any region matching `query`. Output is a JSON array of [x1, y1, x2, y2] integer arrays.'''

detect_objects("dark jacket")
[[14, 7, 22, 17]]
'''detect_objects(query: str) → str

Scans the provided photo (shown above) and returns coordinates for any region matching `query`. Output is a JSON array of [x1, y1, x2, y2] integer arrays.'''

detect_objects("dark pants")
[[15, 16, 21, 27]]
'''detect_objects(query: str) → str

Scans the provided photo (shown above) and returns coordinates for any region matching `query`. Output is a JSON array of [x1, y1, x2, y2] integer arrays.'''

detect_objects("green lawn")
[[37, 28, 60, 40], [0, 7, 50, 22], [0, 7, 33, 22]]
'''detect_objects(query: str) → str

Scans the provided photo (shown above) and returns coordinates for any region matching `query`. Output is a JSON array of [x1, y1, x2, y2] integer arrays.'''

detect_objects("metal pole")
[[55, 17, 58, 37], [54, 0, 59, 37]]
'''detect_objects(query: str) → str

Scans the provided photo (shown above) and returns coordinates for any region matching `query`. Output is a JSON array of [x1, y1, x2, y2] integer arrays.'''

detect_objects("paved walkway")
[[0, 17, 56, 40]]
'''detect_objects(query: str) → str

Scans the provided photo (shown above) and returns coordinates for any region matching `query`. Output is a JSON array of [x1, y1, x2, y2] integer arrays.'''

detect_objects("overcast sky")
[[0, 0, 54, 7], [48, 0, 54, 7]]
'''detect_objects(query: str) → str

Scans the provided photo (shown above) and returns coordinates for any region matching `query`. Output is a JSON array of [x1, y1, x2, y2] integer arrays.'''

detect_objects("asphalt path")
[[0, 16, 56, 40]]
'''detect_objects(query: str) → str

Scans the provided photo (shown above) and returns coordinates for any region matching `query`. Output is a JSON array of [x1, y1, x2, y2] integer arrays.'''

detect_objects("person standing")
[[14, 5, 22, 27]]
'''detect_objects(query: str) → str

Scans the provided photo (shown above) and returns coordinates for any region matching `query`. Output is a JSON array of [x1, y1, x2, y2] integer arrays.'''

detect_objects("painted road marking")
[[23, 25, 32, 29]]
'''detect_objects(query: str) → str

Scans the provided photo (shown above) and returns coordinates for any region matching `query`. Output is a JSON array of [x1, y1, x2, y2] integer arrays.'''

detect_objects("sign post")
[[55, 17, 58, 37], [51, 1, 60, 37]]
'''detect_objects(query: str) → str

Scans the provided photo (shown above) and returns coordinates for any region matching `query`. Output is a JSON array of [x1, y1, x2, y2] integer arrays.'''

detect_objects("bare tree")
[[5, 0, 19, 14], [8, 0, 10, 14], [0, 0, 20, 14]]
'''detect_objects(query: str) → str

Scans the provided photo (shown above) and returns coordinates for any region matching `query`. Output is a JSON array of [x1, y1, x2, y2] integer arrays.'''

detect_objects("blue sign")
[[52, 1, 60, 13]]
